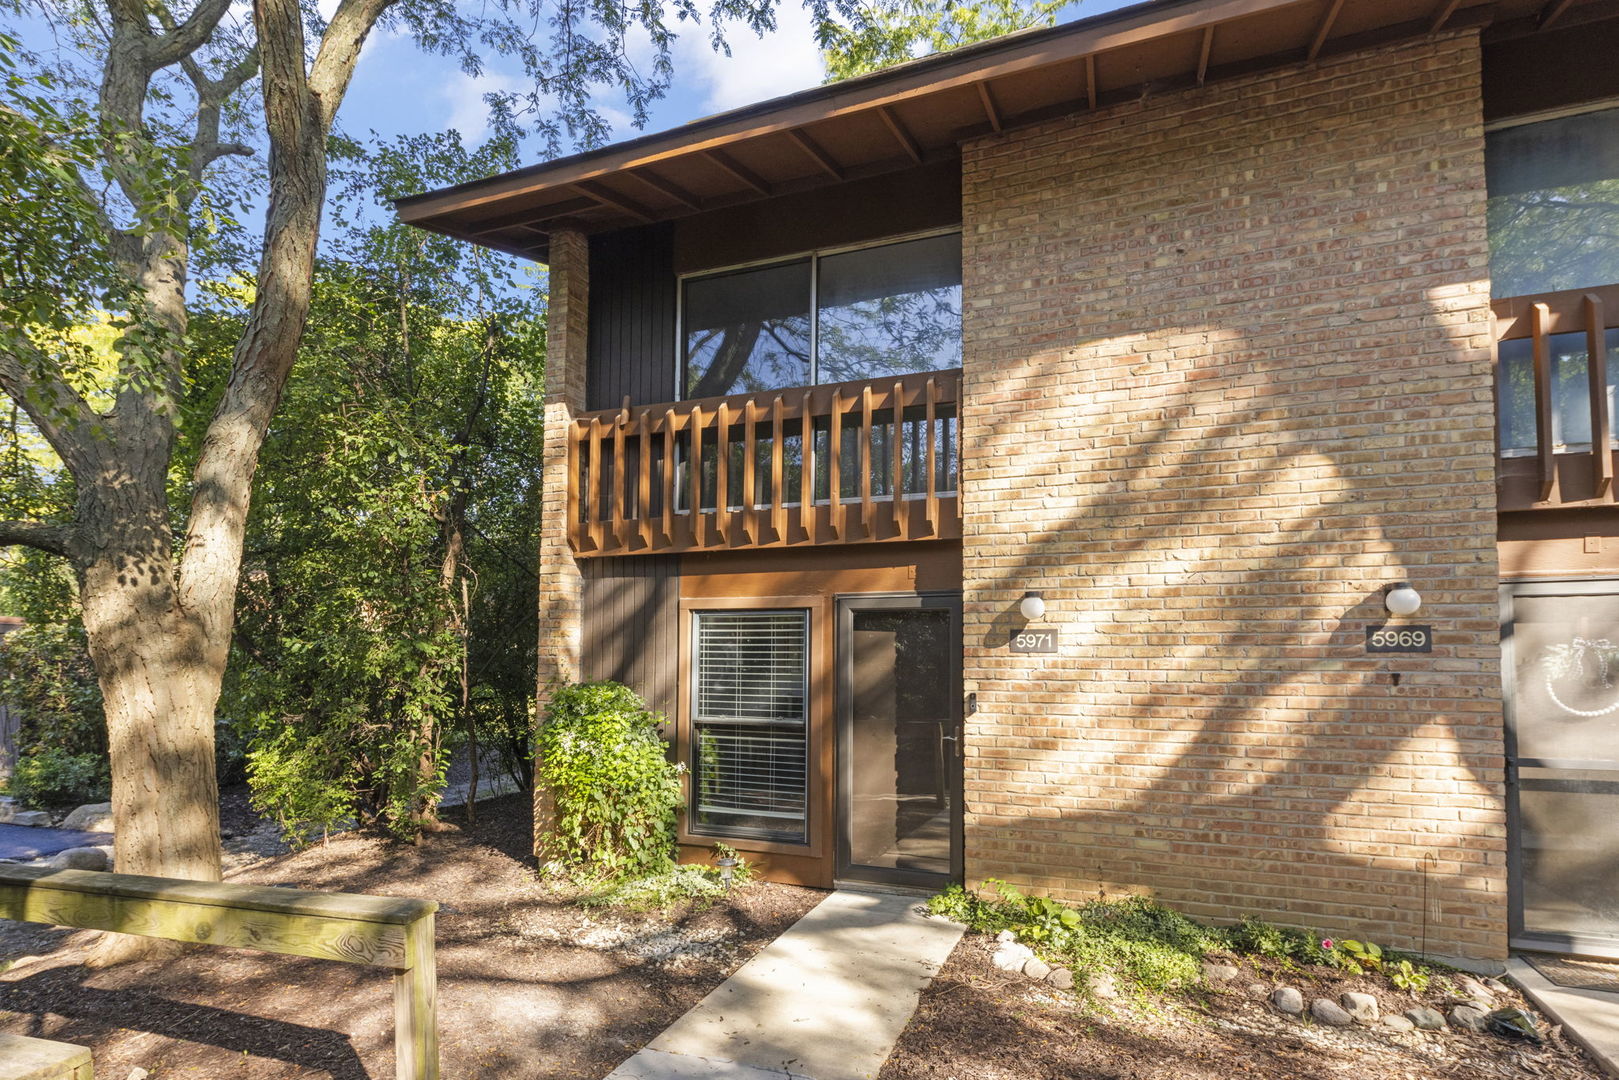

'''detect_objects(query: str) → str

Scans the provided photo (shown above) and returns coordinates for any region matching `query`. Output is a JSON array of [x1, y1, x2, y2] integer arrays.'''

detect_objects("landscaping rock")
[[1448, 1004, 1489, 1032], [1271, 986, 1304, 1015], [1310, 998, 1354, 1026], [61, 801, 114, 833], [1046, 967, 1074, 990], [1023, 957, 1052, 981], [995, 930, 1016, 944], [1456, 975, 1496, 1003], [1201, 961, 1240, 985], [1485, 1007, 1544, 1044], [1245, 982, 1271, 999], [1340, 991, 1380, 1024], [8, 811, 50, 827], [47, 846, 108, 871], [1087, 973, 1119, 1000], [128, 1069, 151, 1080], [992, 943, 1034, 973], [1405, 1006, 1446, 1030], [1484, 977, 1512, 996], [1382, 1015, 1416, 1033]]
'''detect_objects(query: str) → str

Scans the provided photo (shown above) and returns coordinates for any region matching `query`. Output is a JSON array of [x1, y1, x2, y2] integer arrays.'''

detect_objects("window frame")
[[683, 602, 818, 849], [673, 227, 964, 401]]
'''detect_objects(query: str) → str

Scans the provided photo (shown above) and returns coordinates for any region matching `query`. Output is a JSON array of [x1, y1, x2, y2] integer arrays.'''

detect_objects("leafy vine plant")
[[1541, 638, 1619, 717]]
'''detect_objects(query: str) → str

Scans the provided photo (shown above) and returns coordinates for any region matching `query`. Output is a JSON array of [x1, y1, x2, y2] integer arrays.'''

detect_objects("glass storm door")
[[836, 594, 963, 888], [1504, 581, 1619, 957]]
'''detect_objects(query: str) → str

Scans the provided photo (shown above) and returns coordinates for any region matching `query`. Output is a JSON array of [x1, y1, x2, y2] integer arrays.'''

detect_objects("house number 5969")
[[1365, 625, 1432, 653]]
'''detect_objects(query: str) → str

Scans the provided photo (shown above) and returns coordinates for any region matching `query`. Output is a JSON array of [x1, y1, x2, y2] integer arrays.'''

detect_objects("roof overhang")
[[396, 0, 1618, 261]]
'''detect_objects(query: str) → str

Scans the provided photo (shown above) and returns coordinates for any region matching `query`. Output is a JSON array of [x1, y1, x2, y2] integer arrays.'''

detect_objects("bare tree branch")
[[147, 0, 236, 68], [0, 519, 74, 557], [0, 344, 105, 481]]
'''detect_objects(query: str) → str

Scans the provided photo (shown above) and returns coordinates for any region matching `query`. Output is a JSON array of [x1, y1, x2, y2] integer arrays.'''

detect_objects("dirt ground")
[[0, 792, 823, 1079], [880, 933, 1607, 1080]]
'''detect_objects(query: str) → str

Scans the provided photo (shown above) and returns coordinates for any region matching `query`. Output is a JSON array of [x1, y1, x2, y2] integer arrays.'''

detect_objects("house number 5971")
[[1010, 629, 1058, 653]]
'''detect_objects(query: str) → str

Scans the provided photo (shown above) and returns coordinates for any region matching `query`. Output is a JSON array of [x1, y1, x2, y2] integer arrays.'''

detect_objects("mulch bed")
[[880, 933, 1607, 1080], [0, 793, 823, 1079]]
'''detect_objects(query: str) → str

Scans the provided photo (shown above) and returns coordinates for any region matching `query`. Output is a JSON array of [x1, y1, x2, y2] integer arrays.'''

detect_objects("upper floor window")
[[1488, 105, 1619, 298], [681, 232, 962, 399]]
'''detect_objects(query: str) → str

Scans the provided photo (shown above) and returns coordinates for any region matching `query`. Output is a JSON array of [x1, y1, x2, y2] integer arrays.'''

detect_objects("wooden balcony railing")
[[567, 370, 962, 556], [1495, 284, 1619, 511]]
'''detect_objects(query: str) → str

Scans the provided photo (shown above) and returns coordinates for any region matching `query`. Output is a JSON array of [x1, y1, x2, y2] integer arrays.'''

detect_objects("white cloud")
[[674, 4, 826, 116]]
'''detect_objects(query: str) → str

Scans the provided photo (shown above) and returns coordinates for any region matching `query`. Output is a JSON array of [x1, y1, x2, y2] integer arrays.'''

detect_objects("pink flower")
[[1321, 939, 1335, 950]]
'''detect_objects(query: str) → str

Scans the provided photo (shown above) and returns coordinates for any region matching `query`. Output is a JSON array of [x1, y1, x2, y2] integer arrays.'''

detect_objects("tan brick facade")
[[959, 33, 1505, 962]]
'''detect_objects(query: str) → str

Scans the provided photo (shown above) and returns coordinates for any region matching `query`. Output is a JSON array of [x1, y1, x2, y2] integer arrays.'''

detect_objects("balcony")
[[1496, 284, 1619, 511], [567, 370, 962, 556]]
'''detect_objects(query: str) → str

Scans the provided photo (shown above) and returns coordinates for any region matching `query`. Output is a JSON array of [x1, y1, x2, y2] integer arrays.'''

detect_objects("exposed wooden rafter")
[[462, 196, 599, 237], [704, 149, 773, 196], [1428, 0, 1463, 32], [1539, 0, 1577, 28], [1307, 0, 1347, 60], [976, 81, 1003, 132], [573, 180, 655, 223], [787, 128, 845, 180], [1196, 25, 1214, 85], [624, 167, 702, 211], [877, 106, 924, 164]]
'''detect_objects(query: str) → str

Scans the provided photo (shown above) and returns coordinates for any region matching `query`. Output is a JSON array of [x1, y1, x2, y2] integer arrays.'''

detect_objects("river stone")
[[1202, 961, 1240, 985], [47, 846, 108, 871], [992, 943, 1034, 972], [1245, 982, 1271, 999], [1405, 1006, 1446, 1030], [1456, 976, 1496, 1003], [1340, 991, 1380, 1024], [9, 811, 50, 827], [1046, 967, 1074, 990], [995, 930, 1017, 944], [1088, 973, 1119, 1000], [1271, 986, 1304, 1015], [1024, 957, 1053, 981], [61, 802, 114, 832], [1382, 1015, 1416, 1033], [1311, 998, 1354, 1026], [1449, 1004, 1489, 1032]]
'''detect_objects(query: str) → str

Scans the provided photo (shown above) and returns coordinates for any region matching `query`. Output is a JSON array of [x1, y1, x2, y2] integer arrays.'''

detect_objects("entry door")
[[1503, 580, 1619, 957], [835, 594, 963, 889]]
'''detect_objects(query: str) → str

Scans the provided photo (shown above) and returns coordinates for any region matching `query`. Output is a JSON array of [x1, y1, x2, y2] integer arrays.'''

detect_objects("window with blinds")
[[691, 610, 809, 842]]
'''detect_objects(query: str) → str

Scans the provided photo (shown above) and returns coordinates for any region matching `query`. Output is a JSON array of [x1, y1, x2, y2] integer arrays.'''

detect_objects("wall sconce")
[[1385, 583, 1422, 617], [1019, 591, 1046, 621]]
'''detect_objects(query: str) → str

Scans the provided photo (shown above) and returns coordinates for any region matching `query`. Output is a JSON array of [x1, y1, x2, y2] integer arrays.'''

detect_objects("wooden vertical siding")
[[586, 223, 677, 411], [580, 555, 679, 719]]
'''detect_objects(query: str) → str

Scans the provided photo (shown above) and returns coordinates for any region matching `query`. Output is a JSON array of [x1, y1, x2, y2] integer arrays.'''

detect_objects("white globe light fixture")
[[1385, 583, 1422, 618], [1020, 591, 1046, 621]]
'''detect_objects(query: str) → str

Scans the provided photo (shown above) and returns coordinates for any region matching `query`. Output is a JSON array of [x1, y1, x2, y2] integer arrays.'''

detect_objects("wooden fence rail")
[[567, 368, 963, 556], [1495, 283, 1619, 510], [0, 864, 438, 1080]]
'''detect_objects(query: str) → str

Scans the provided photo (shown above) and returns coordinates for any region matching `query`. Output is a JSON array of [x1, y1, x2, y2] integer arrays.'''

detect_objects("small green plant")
[[1389, 958, 1430, 992], [534, 681, 683, 878], [1226, 917, 1333, 965], [8, 747, 109, 808], [1325, 937, 1384, 972]]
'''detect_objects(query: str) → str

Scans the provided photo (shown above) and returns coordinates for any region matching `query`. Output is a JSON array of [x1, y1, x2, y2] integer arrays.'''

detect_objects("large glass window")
[[1498, 330, 1619, 453], [691, 610, 809, 842], [1487, 107, 1619, 298], [681, 233, 962, 398]]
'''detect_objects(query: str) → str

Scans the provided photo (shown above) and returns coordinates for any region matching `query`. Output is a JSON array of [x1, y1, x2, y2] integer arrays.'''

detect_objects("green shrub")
[[1227, 916, 1333, 965], [9, 747, 108, 807], [534, 681, 682, 878]]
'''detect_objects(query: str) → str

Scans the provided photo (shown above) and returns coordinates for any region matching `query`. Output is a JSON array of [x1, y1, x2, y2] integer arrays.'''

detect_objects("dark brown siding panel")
[[580, 554, 679, 717], [1483, 16, 1619, 122], [587, 222, 677, 410]]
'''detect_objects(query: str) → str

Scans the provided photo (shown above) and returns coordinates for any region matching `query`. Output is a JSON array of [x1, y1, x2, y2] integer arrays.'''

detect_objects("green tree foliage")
[[0, 623, 108, 805], [221, 132, 545, 844], [821, 0, 1073, 80], [534, 682, 683, 878]]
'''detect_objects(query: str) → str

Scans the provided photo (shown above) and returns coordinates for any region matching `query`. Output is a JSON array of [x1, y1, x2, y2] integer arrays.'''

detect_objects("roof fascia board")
[[395, 0, 1316, 223]]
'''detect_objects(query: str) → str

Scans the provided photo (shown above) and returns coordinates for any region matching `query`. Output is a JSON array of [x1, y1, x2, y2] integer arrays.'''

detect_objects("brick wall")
[[959, 32, 1505, 962], [534, 227, 589, 849]]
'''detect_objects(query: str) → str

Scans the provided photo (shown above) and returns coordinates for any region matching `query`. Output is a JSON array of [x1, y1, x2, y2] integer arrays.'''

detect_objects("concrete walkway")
[[1509, 957, 1619, 1078], [607, 889, 965, 1080]]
